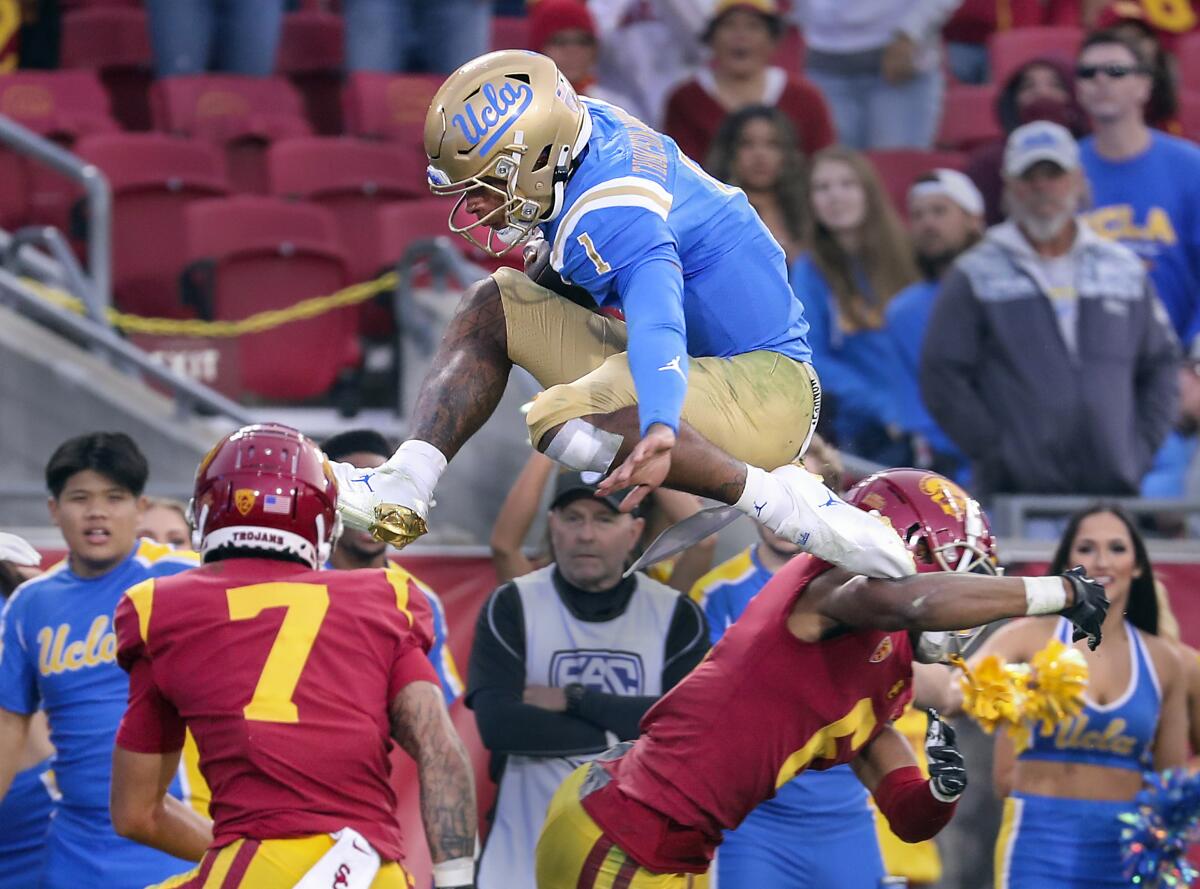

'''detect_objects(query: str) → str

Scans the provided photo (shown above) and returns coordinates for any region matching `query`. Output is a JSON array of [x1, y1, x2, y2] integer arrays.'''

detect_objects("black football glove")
[[1058, 566, 1109, 651], [925, 709, 967, 802]]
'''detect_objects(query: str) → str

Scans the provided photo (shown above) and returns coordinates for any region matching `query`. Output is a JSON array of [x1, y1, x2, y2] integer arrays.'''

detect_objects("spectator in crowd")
[[0, 433, 199, 888], [469, 468, 708, 889], [588, 0, 709, 127], [790, 146, 918, 463], [794, 0, 960, 149], [664, 0, 833, 167], [1101, 16, 1181, 132], [966, 57, 1087, 225], [489, 450, 717, 594], [706, 106, 809, 261], [322, 429, 462, 706], [962, 504, 1186, 889], [343, 0, 491, 74], [529, 0, 636, 110], [921, 121, 1179, 497], [885, 169, 986, 483], [941, 0, 1078, 84], [0, 532, 54, 889], [134, 498, 190, 549], [1094, 0, 1200, 54], [1141, 338, 1200, 505], [1076, 28, 1200, 343], [145, 0, 285, 77]]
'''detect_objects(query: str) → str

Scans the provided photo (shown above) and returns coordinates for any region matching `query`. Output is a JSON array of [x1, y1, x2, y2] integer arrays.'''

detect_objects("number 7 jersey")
[[113, 557, 439, 862]]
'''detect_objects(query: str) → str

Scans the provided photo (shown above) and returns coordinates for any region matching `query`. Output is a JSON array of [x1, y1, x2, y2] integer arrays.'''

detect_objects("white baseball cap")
[[908, 169, 985, 218], [1003, 120, 1080, 177]]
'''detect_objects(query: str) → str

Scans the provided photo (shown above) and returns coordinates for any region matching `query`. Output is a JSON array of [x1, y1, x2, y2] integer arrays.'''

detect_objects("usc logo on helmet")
[[918, 475, 970, 520], [234, 489, 257, 516]]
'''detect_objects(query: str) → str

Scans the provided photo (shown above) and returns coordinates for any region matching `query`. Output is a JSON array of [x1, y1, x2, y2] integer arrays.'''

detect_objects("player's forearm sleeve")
[[872, 765, 957, 843], [619, 256, 689, 435]]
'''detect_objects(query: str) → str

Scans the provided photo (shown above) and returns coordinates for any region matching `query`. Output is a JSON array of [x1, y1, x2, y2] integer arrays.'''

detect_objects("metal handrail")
[[0, 114, 111, 310]]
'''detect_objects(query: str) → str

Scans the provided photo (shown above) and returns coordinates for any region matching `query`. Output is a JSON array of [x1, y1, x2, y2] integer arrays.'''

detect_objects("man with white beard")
[[918, 120, 1179, 498]]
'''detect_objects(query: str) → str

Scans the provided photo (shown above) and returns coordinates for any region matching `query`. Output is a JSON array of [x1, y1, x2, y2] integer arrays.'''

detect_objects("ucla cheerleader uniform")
[[994, 618, 1162, 889]]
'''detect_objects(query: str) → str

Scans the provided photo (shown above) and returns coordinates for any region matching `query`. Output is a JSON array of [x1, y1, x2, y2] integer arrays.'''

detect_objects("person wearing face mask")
[[705, 106, 809, 262], [322, 430, 462, 707], [0, 433, 200, 889], [920, 120, 1179, 498], [965, 57, 1088, 225], [789, 146, 918, 464], [664, 0, 833, 172], [957, 504, 1187, 889], [468, 468, 709, 889]]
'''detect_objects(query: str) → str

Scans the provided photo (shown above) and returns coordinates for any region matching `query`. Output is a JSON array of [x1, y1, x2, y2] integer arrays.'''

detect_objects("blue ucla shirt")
[[0, 757, 54, 888], [1080, 132, 1200, 340], [541, 99, 810, 434], [690, 546, 872, 821]]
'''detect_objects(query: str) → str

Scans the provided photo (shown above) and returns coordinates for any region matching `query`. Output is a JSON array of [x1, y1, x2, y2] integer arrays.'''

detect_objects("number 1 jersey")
[[113, 558, 438, 862]]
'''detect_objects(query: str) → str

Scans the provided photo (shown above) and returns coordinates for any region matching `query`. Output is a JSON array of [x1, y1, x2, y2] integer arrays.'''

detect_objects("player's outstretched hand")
[[596, 424, 676, 513], [1058, 566, 1109, 651], [925, 709, 967, 802]]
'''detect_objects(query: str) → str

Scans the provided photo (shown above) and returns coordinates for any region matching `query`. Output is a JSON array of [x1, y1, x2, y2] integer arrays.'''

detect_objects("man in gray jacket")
[[920, 120, 1179, 496]]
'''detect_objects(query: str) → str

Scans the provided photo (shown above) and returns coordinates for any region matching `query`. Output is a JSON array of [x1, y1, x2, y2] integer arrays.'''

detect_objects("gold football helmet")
[[424, 50, 592, 256]]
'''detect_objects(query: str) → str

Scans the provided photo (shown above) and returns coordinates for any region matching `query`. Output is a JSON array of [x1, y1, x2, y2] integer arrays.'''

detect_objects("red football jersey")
[[581, 554, 914, 873], [114, 558, 439, 861]]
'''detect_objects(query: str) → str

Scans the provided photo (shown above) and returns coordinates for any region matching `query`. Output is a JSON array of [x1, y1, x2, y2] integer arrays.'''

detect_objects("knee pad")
[[538, 418, 623, 474]]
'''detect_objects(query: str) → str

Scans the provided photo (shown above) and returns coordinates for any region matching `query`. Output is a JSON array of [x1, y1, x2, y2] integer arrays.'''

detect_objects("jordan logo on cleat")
[[753, 501, 767, 517], [352, 474, 375, 492], [818, 492, 838, 508]]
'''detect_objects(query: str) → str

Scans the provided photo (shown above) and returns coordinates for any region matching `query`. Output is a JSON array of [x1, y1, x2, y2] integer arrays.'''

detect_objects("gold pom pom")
[[952, 654, 1027, 735], [1026, 639, 1088, 737]]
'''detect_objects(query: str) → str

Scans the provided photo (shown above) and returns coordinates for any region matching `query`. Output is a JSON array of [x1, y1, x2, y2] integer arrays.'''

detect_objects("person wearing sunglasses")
[[1077, 27, 1200, 346]]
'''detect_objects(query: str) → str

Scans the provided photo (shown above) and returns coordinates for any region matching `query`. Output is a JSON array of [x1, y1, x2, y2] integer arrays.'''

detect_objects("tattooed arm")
[[389, 679, 477, 864]]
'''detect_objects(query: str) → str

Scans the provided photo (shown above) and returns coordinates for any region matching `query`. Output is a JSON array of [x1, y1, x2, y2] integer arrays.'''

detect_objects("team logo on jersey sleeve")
[[550, 649, 644, 694], [234, 489, 257, 516], [869, 636, 894, 663]]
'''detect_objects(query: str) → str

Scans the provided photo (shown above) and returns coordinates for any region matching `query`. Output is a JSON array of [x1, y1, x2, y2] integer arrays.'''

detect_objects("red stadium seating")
[[865, 149, 969, 218], [376, 199, 522, 278], [935, 84, 1003, 151], [151, 75, 313, 193], [276, 9, 345, 135], [60, 6, 153, 130], [1178, 32, 1200, 94], [490, 15, 530, 50], [1179, 91, 1200, 142], [342, 72, 442, 144], [183, 196, 360, 400], [987, 26, 1084, 88], [267, 136, 428, 282], [75, 133, 229, 318], [0, 71, 119, 229]]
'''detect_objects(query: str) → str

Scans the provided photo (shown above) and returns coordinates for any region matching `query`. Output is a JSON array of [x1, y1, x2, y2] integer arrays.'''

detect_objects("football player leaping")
[[331, 50, 913, 580], [533, 469, 1110, 888]]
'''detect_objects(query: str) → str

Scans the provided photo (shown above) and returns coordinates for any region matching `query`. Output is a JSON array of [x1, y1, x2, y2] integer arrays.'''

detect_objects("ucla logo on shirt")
[[37, 615, 117, 675], [551, 649, 644, 695], [1052, 714, 1137, 756], [1085, 204, 1178, 251], [451, 79, 534, 157]]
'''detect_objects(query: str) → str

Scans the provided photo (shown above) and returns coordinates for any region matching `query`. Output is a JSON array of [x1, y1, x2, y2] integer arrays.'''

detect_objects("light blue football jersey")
[[0, 539, 199, 887]]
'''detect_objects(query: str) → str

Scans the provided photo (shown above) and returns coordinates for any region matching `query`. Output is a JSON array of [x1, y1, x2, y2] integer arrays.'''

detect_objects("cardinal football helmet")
[[424, 50, 591, 256], [190, 423, 340, 568]]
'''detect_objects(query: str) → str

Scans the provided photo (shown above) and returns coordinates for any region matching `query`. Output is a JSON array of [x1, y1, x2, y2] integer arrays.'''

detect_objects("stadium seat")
[[987, 26, 1084, 88], [1177, 32, 1200, 94], [376, 199, 522, 277], [75, 133, 230, 318], [268, 136, 428, 283], [935, 84, 1003, 151], [182, 196, 360, 401], [865, 149, 969, 218], [276, 9, 345, 135], [60, 6, 153, 130], [490, 15, 529, 50], [151, 75, 313, 193], [342, 72, 442, 144], [0, 71, 119, 230]]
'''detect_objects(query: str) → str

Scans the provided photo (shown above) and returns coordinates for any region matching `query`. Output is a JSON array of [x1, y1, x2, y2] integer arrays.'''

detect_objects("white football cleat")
[[769, 464, 916, 578], [330, 458, 431, 548]]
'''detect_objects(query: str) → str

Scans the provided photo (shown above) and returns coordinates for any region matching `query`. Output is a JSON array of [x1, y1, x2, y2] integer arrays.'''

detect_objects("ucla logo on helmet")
[[450, 78, 534, 157]]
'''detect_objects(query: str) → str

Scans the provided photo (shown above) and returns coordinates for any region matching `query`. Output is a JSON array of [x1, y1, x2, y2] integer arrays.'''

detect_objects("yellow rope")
[[22, 270, 398, 337]]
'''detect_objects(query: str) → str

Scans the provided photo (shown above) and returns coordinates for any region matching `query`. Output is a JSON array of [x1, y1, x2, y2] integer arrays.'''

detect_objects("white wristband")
[[1022, 576, 1068, 615], [433, 857, 475, 887]]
